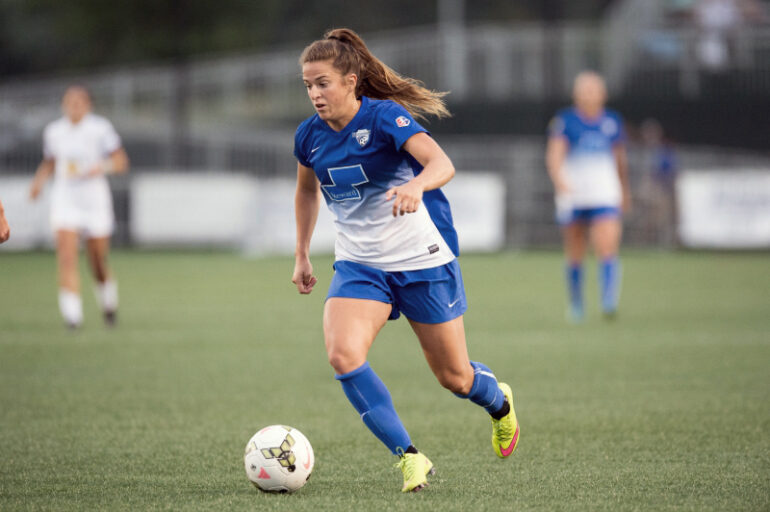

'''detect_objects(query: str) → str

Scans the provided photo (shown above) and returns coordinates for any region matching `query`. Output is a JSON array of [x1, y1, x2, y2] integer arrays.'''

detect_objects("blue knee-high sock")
[[566, 263, 584, 315], [600, 257, 621, 313], [454, 361, 505, 415], [335, 362, 412, 455]]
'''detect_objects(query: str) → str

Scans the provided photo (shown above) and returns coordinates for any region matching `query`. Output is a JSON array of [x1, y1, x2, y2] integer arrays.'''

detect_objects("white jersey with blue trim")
[[548, 107, 625, 208], [294, 96, 456, 271]]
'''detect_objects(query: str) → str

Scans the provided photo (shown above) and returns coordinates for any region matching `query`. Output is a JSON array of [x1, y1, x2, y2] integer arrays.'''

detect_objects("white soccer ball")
[[244, 425, 314, 493]]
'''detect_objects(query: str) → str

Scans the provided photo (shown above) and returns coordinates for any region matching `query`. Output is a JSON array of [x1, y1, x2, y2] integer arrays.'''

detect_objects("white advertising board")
[[677, 169, 770, 248]]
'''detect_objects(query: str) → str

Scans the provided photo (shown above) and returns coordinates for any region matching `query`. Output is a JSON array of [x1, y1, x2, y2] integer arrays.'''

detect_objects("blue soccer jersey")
[[548, 107, 625, 208], [294, 96, 458, 271]]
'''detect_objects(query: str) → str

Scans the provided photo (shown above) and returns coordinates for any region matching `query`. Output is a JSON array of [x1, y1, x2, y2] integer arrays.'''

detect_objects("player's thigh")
[[590, 217, 622, 259], [408, 315, 473, 394], [56, 230, 79, 270], [562, 222, 588, 263], [323, 297, 391, 374]]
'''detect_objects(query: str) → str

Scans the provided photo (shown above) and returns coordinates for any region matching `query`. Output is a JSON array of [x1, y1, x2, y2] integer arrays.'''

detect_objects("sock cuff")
[[59, 288, 80, 299], [334, 361, 370, 381], [453, 361, 490, 399], [600, 256, 618, 265]]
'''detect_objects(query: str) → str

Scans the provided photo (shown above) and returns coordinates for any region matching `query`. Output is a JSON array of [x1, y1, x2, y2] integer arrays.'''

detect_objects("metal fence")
[[2, 11, 769, 250]]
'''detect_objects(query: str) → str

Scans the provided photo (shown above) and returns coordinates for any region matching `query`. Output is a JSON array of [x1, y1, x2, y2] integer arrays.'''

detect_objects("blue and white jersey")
[[294, 96, 458, 271], [548, 107, 625, 208]]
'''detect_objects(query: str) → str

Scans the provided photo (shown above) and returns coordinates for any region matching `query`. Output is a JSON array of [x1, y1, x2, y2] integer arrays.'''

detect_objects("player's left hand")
[[385, 180, 423, 217], [83, 163, 105, 178]]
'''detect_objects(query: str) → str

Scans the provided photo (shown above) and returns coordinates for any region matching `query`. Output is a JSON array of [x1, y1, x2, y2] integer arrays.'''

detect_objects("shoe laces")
[[493, 414, 514, 442], [394, 453, 418, 481]]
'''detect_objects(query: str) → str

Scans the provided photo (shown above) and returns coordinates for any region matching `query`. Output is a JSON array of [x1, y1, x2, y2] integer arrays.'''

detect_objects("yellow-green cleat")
[[394, 452, 435, 492], [492, 382, 520, 458]]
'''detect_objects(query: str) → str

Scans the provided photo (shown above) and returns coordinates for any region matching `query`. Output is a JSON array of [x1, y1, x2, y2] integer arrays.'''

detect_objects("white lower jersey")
[[562, 153, 621, 208], [332, 198, 454, 272], [50, 176, 114, 237]]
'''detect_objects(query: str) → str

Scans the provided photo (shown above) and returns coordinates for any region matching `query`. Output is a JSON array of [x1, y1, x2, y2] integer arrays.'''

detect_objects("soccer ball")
[[244, 425, 314, 493]]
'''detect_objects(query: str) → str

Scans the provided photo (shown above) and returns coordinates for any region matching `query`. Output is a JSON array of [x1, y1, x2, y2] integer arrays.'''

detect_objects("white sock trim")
[[95, 280, 118, 311]]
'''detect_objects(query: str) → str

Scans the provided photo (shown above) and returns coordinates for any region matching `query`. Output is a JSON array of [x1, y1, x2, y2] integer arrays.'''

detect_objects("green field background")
[[1, 250, 768, 511]]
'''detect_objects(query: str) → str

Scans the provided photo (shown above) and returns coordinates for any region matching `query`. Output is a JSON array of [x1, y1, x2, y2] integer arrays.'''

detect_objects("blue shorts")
[[559, 206, 621, 226], [327, 259, 468, 324]]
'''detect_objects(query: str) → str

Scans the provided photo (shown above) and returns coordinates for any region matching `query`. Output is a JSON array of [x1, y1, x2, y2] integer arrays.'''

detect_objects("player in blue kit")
[[545, 71, 631, 321], [292, 28, 520, 492]]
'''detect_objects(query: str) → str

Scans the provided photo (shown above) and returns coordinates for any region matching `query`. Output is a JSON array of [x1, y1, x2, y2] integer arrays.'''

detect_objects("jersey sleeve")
[[547, 114, 567, 139], [293, 121, 312, 168], [100, 120, 122, 156], [378, 102, 427, 152], [609, 112, 626, 146]]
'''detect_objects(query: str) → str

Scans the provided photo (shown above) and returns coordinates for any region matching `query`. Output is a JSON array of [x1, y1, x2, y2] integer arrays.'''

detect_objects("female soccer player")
[[29, 86, 129, 329], [545, 71, 631, 321], [292, 28, 520, 493]]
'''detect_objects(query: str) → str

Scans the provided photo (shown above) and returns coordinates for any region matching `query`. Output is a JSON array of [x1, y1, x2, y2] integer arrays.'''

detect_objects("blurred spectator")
[[639, 119, 678, 246], [693, 0, 766, 70], [695, 0, 742, 70]]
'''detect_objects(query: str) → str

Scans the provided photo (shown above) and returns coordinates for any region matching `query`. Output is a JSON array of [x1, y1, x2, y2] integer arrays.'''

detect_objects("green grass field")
[[1, 250, 768, 511]]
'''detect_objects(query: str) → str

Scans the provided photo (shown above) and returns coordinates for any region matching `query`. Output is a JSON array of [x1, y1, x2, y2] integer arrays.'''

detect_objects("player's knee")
[[437, 369, 473, 395], [326, 347, 361, 375]]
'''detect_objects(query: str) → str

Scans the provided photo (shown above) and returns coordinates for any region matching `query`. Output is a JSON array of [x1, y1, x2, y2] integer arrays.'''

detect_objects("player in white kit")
[[546, 72, 631, 321], [29, 86, 129, 328]]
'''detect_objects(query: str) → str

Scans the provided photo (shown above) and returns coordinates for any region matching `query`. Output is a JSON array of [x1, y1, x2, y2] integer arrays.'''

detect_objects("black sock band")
[[405, 445, 419, 455], [490, 399, 510, 420]]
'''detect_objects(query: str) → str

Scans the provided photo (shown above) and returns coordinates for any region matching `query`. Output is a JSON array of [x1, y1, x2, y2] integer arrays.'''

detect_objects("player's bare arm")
[[613, 144, 632, 213], [545, 136, 570, 195], [293, 163, 321, 294], [385, 132, 455, 217], [84, 147, 130, 178], [29, 158, 55, 200]]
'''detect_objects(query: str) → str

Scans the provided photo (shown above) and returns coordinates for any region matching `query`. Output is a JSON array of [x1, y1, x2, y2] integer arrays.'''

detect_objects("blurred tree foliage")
[[0, 0, 613, 78]]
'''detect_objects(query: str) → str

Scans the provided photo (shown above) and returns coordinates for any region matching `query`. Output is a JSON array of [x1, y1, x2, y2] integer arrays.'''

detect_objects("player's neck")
[[576, 106, 603, 121], [327, 98, 361, 132], [67, 113, 88, 125]]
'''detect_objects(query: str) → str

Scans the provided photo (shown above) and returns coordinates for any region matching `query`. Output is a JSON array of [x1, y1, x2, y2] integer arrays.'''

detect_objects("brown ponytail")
[[299, 28, 450, 121]]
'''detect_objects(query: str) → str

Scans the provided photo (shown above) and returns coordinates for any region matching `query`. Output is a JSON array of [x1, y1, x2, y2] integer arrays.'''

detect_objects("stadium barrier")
[[677, 169, 770, 249], [0, 172, 505, 254]]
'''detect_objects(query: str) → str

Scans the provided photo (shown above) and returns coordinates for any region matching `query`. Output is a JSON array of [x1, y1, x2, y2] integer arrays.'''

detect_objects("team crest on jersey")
[[601, 118, 617, 136], [395, 116, 410, 128], [353, 129, 370, 147]]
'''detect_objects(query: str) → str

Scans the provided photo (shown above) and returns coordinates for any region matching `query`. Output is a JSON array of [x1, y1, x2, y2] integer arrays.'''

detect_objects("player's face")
[[573, 74, 606, 117], [302, 60, 357, 127], [62, 89, 91, 123]]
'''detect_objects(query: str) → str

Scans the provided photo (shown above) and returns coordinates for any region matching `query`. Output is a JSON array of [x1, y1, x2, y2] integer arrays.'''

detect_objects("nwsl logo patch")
[[395, 116, 410, 128], [353, 129, 370, 147]]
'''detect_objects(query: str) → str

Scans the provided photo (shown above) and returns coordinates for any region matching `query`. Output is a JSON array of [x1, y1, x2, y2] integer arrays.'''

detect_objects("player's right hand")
[[292, 259, 318, 295]]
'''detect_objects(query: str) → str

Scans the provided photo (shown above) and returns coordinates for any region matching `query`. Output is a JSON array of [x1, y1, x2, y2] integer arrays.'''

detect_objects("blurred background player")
[[292, 28, 519, 493], [29, 86, 129, 329], [545, 71, 631, 321], [0, 199, 9, 243]]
